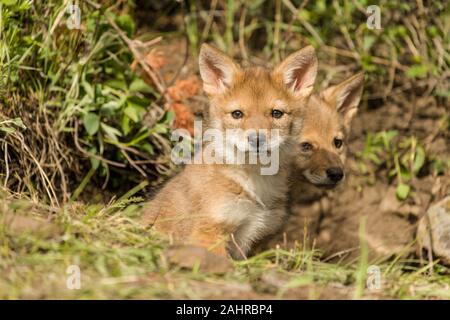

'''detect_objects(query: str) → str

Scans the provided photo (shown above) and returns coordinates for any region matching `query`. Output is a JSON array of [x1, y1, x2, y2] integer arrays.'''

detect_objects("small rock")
[[4, 214, 60, 238], [417, 196, 450, 265]]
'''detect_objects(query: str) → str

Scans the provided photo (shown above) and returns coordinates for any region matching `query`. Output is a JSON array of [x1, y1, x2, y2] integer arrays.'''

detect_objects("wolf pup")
[[141, 44, 318, 259], [292, 73, 364, 190], [253, 73, 364, 253]]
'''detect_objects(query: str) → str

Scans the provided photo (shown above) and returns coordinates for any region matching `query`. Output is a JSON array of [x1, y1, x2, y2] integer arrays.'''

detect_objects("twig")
[[17, 134, 59, 207], [2, 140, 9, 187], [200, 0, 218, 42], [73, 121, 126, 168], [166, 1, 191, 88], [230, 233, 247, 260], [322, 45, 408, 72], [238, 6, 248, 63], [283, 0, 323, 46], [105, 14, 166, 96], [120, 149, 147, 177], [48, 0, 70, 38], [322, 247, 360, 262], [273, 0, 282, 63]]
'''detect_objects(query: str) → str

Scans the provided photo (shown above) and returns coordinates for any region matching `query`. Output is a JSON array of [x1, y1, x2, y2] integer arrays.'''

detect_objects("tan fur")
[[141, 44, 318, 259]]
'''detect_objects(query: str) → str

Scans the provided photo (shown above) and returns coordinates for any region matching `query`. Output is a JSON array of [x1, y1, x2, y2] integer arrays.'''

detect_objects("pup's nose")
[[248, 132, 266, 150], [326, 167, 344, 182]]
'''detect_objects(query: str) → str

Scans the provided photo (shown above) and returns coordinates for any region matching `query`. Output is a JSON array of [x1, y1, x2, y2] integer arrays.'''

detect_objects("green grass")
[[0, 0, 175, 204], [1, 190, 449, 299]]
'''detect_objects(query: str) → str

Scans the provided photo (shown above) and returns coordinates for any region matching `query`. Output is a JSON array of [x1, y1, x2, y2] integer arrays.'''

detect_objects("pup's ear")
[[199, 43, 241, 95], [273, 45, 318, 99], [322, 72, 364, 129]]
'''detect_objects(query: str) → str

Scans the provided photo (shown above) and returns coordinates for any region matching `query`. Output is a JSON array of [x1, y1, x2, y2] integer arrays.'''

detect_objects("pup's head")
[[199, 44, 317, 153], [294, 73, 364, 188]]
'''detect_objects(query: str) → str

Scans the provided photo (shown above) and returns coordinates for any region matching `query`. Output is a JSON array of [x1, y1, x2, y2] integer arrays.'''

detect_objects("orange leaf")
[[145, 50, 167, 70], [169, 103, 195, 136], [167, 76, 201, 101]]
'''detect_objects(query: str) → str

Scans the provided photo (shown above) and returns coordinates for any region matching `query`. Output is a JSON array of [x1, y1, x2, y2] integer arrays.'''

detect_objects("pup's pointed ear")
[[322, 72, 364, 129], [273, 45, 318, 99], [199, 43, 241, 95]]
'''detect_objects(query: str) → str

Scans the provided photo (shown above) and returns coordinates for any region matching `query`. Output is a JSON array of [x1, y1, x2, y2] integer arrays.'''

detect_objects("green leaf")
[[396, 183, 410, 200], [160, 110, 175, 125], [141, 143, 154, 155], [426, 26, 439, 38], [95, 84, 103, 99], [90, 157, 100, 170], [127, 95, 151, 107], [413, 146, 426, 174], [101, 123, 122, 141], [406, 65, 428, 78], [368, 153, 381, 165], [129, 78, 154, 94], [100, 100, 122, 115], [436, 89, 450, 98], [388, 168, 397, 178], [116, 14, 136, 37], [381, 130, 398, 148], [82, 81, 95, 99], [400, 169, 412, 181], [0, 0, 18, 6], [124, 102, 146, 123], [0, 127, 14, 134], [88, 147, 100, 170], [121, 115, 131, 136], [363, 35, 376, 51], [105, 79, 127, 91], [15, 118, 26, 129], [83, 113, 100, 136], [431, 159, 447, 175], [152, 123, 169, 134]]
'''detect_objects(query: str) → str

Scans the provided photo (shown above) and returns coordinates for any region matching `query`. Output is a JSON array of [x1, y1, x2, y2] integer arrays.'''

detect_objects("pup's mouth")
[[302, 171, 344, 189], [310, 181, 341, 189]]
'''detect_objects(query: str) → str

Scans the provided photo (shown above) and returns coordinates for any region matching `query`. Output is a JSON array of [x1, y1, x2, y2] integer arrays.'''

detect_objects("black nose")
[[326, 167, 344, 182], [248, 132, 266, 150]]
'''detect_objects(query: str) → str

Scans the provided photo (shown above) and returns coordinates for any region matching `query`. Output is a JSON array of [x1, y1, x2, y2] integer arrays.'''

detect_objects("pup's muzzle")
[[248, 131, 267, 153]]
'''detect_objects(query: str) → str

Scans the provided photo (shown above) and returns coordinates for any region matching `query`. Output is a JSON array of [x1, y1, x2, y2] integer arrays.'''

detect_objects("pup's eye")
[[231, 110, 244, 119], [334, 138, 343, 148], [271, 109, 284, 119], [300, 142, 313, 152]]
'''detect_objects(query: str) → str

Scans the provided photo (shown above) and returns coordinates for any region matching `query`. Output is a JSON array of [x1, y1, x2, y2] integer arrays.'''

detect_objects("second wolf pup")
[[293, 72, 364, 189], [253, 73, 364, 253], [141, 44, 318, 259]]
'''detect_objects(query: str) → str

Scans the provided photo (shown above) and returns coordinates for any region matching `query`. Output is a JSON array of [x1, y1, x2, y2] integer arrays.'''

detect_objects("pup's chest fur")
[[216, 167, 289, 257], [228, 169, 287, 207]]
